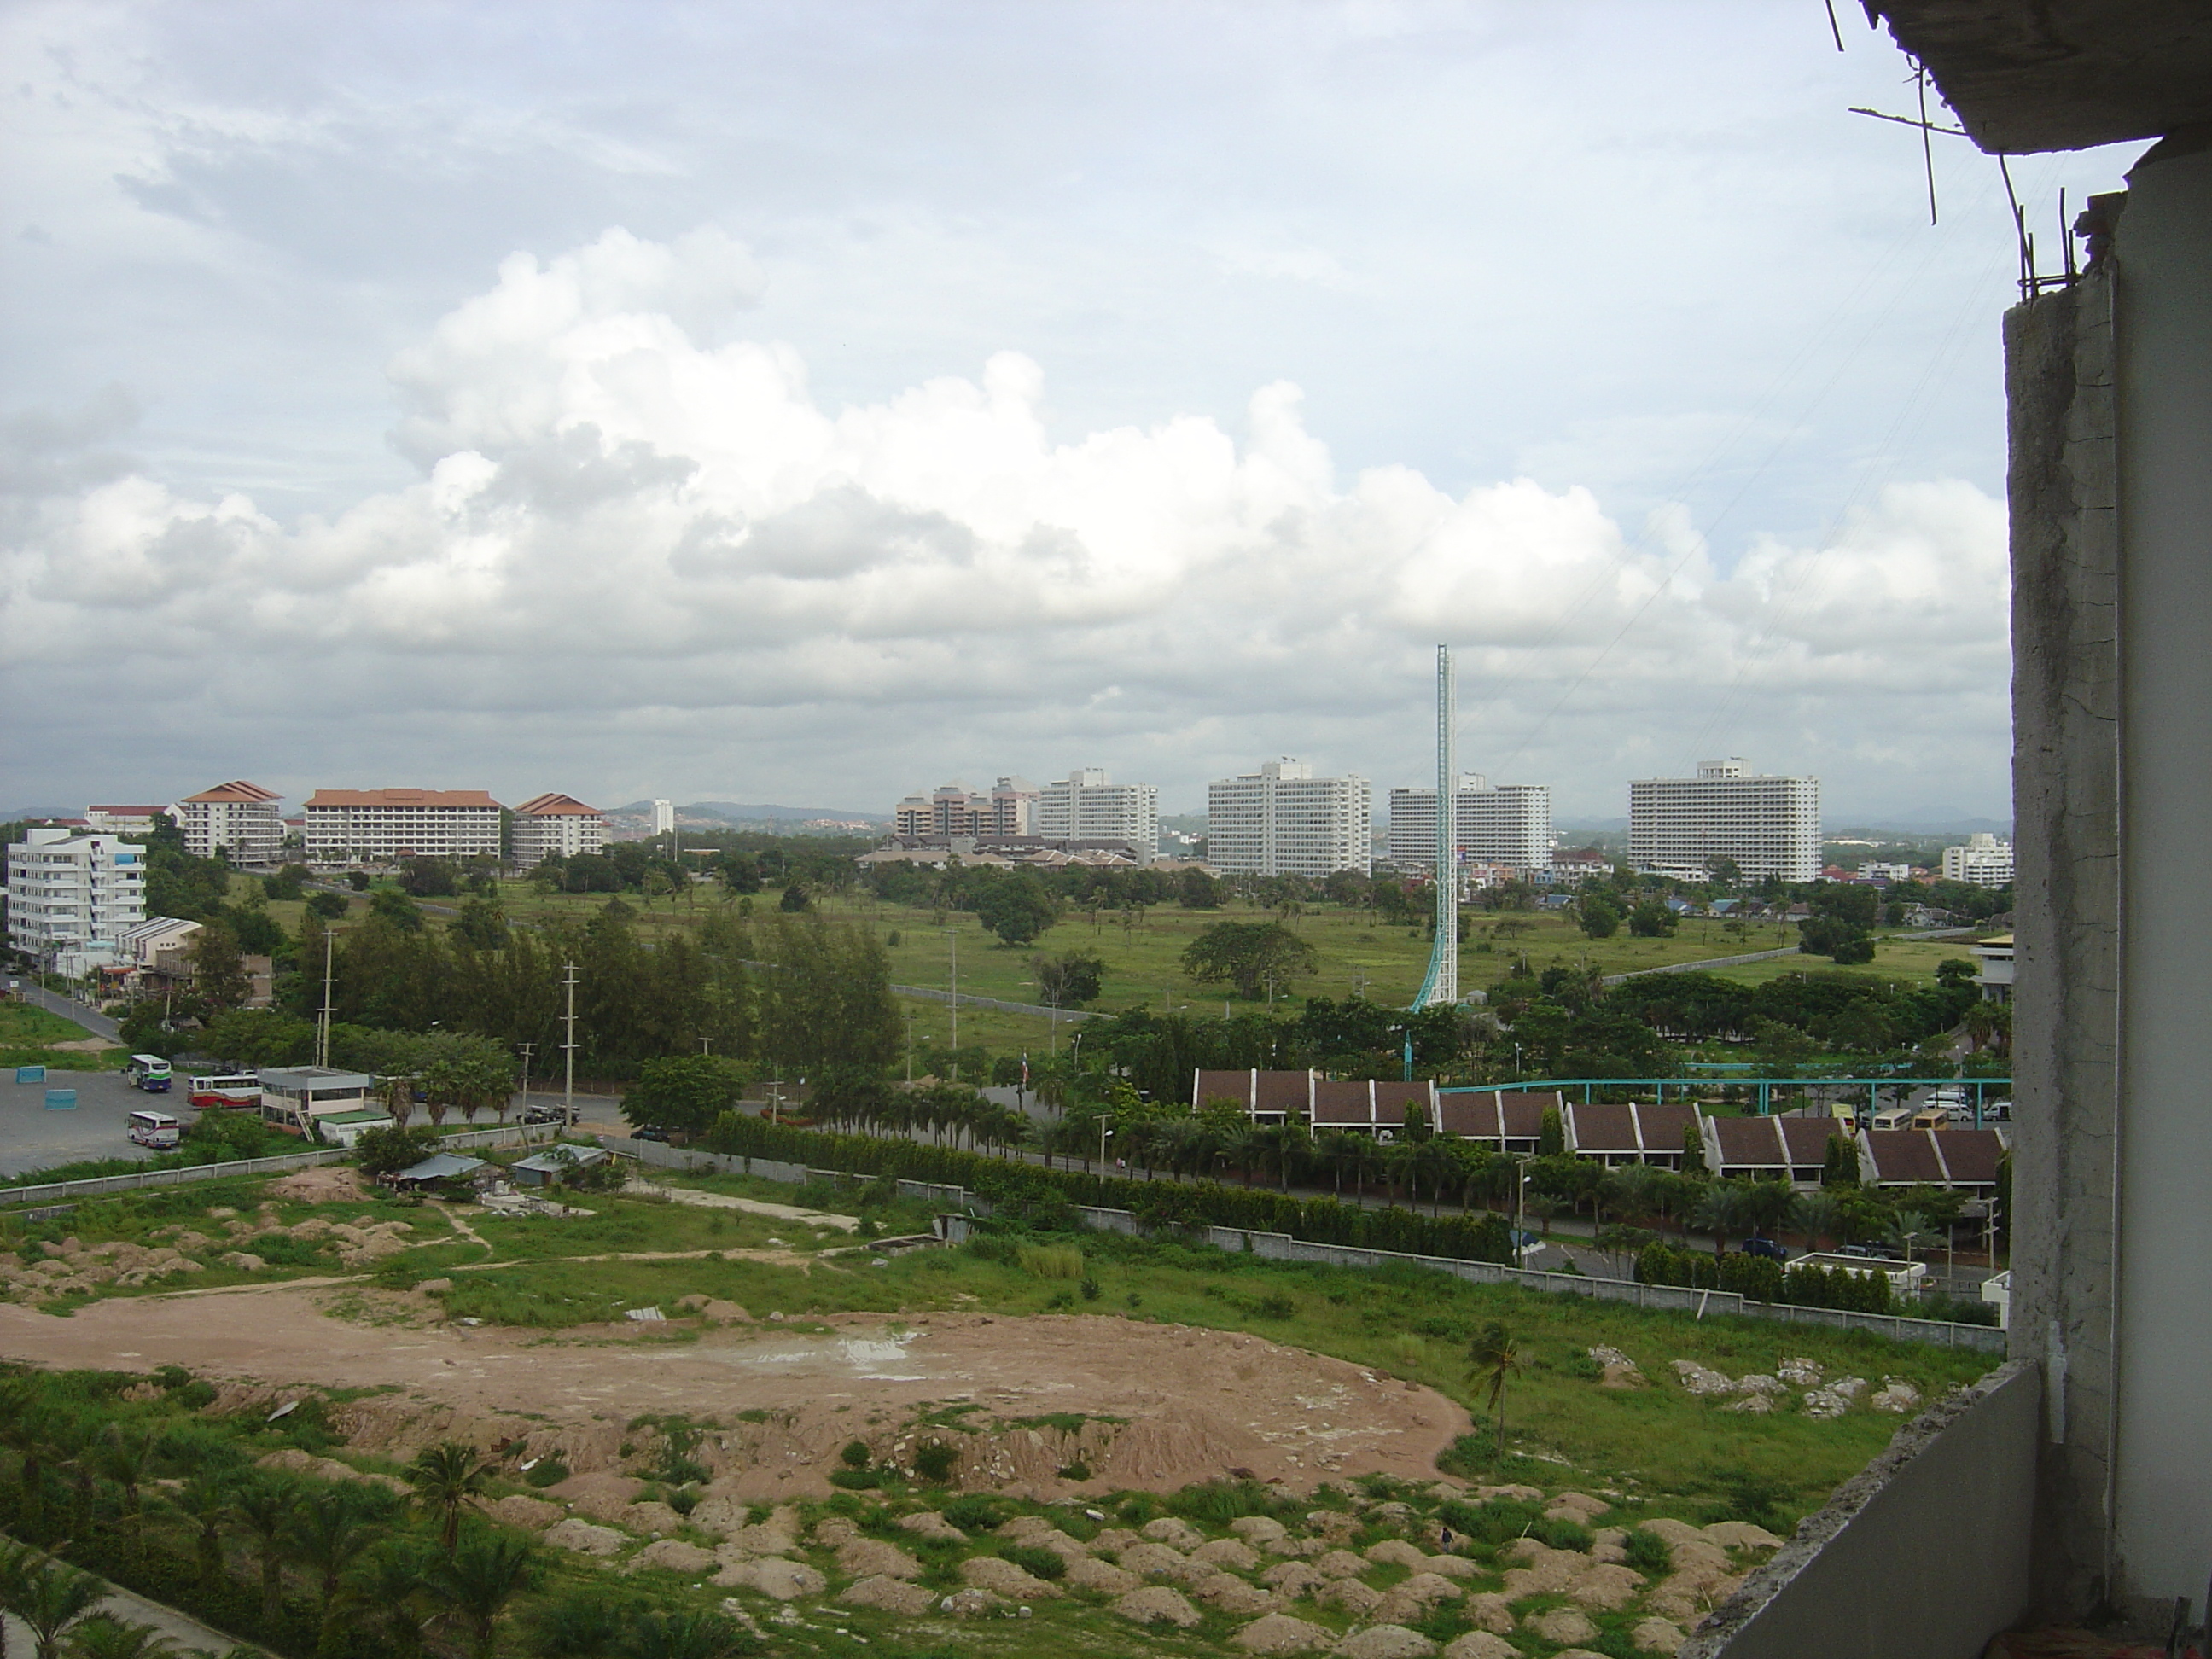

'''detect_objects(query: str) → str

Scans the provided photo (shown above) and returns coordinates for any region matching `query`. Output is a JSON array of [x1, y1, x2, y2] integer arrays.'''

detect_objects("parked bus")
[[127, 1109, 181, 1149], [187, 1072, 259, 1108], [125, 1056, 172, 1092]]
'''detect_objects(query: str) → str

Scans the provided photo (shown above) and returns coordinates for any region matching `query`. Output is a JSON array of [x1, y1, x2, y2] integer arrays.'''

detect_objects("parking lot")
[[0, 1067, 178, 1181]]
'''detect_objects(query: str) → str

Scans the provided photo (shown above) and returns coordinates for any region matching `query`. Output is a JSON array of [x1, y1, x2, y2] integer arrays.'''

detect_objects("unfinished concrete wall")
[[1684, 1361, 2040, 1659], [2110, 134, 2212, 1609], [2005, 242, 2121, 1621]]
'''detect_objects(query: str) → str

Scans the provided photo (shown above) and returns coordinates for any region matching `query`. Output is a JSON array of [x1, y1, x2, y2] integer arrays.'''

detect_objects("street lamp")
[[1098, 1121, 1114, 1172]]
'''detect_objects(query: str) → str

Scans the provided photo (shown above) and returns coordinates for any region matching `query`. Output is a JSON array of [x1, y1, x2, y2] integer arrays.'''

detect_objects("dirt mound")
[[0, 1295, 1466, 1497], [265, 1167, 368, 1203]]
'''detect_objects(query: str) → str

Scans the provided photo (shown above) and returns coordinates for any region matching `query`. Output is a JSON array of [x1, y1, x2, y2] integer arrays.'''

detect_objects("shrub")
[[910, 1440, 959, 1484], [998, 1545, 1067, 1581], [1623, 1528, 1674, 1575], [1079, 1277, 1101, 1301], [1056, 1460, 1091, 1482], [1529, 1516, 1593, 1552], [524, 1460, 570, 1488], [1439, 1497, 1544, 1546], [841, 1440, 873, 1469], [830, 1468, 884, 1491], [1017, 1244, 1086, 1280], [940, 1496, 1006, 1533], [1164, 1479, 1284, 1527]]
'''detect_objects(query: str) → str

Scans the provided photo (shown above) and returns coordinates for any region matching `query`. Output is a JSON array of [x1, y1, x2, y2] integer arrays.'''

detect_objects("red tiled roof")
[[1777, 1117, 1848, 1165], [305, 789, 500, 808], [1862, 1130, 1948, 1185], [183, 780, 281, 805], [515, 792, 602, 816], [1637, 1103, 1699, 1154], [1930, 1127, 2007, 1185], [1710, 1117, 1789, 1167], [1566, 1103, 1638, 1153], [88, 805, 166, 815]]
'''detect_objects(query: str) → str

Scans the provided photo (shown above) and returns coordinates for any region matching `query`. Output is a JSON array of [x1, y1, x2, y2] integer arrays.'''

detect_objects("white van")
[[1871, 1106, 1916, 1132], [127, 1109, 182, 1149]]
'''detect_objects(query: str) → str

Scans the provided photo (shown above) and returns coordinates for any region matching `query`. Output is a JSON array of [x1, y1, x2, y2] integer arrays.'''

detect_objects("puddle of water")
[[680, 1330, 928, 1382]]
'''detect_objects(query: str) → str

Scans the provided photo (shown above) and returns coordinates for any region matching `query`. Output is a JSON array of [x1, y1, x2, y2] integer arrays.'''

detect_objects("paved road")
[[3, 1583, 269, 1656], [14, 979, 121, 1041]]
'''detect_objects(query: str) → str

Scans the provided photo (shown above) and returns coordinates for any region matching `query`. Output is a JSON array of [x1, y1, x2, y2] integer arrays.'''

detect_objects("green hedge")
[[1634, 1240, 1895, 1313], [704, 1112, 1514, 1265]]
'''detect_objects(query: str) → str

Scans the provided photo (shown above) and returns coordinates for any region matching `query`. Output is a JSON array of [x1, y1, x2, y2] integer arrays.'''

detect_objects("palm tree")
[[1790, 1191, 1842, 1251], [407, 1442, 495, 1557], [0, 1538, 37, 1659], [59, 1617, 179, 1659], [92, 1429, 158, 1563], [1314, 1129, 1361, 1197], [346, 1541, 438, 1659], [428, 1531, 537, 1659], [0, 1392, 52, 1540], [1887, 1208, 1933, 1265], [1, 1550, 107, 1659], [522, 1590, 629, 1658], [1691, 1183, 1749, 1256], [229, 1473, 301, 1625], [1464, 1322, 1523, 1460], [620, 1607, 754, 1659], [160, 1474, 234, 1587], [1738, 1179, 1796, 1246], [291, 1487, 388, 1653]]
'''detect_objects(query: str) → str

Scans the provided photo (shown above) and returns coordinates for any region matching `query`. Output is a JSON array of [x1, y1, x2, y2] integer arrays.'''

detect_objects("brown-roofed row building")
[[304, 788, 504, 863], [1196, 1069, 2006, 1192]]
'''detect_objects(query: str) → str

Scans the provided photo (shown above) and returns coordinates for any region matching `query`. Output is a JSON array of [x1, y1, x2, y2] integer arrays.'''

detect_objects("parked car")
[[521, 1105, 575, 1126], [629, 1126, 669, 1143], [1741, 1236, 1789, 1262]]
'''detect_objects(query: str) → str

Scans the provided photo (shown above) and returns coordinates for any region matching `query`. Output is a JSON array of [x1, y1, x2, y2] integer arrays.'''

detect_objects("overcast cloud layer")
[[0, 3, 2144, 822]]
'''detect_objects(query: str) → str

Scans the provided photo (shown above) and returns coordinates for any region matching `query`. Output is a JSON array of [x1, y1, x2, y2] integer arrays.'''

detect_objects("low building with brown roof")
[[1435, 1089, 1559, 1154], [1192, 1068, 1315, 1123], [1860, 1125, 2010, 1196], [1310, 1078, 1437, 1135]]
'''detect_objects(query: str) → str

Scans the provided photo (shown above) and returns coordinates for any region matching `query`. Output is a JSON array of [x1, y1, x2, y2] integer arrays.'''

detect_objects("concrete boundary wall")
[[0, 1125, 533, 1209], [1681, 1360, 2040, 1659], [584, 1139, 2005, 1353]]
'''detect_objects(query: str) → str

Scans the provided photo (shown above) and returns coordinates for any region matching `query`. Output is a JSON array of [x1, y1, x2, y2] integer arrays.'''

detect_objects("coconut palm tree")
[[620, 1607, 754, 1659], [160, 1474, 234, 1588], [521, 1590, 629, 1658], [0, 1392, 53, 1540], [427, 1531, 537, 1659], [1691, 1183, 1749, 1256], [0, 1538, 36, 1659], [59, 1617, 179, 1659], [1738, 1179, 1796, 1246], [406, 1443, 495, 1557], [291, 1487, 389, 1654], [0, 1549, 107, 1659], [1887, 1209, 1934, 1265], [346, 1541, 439, 1659], [1790, 1190, 1842, 1251], [1313, 1129, 1362, 1197], [228, 1473, 301, 1625], [91, 1428, 159, 1563], [1464, 1322, 1523, 1460]]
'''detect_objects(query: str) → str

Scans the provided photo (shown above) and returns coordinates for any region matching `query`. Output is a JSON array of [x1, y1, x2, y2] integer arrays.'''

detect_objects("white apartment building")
[[5, 830, 148, 975], [1941, 832, 2015, 888], [1386, 776, 1552, 872], [303, 789, 503, 864], [1627, 759, 1820, 882], [1036, 770, 1160, 856], [1208, 759, 1371, 877], [176, 780, 285, 866], [651, 800, 676, 835], [511, 793, 608, 865]]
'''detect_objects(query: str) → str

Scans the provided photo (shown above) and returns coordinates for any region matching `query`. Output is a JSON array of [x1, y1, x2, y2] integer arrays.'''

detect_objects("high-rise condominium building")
[[1386, 776, 1552, 871], [1036, 770, 1160, 856], [5, 830, 147, 975], [1208, 760, 1371, 877], [892, 777, 1039, 840], [651, 800, 676, 835], [511, 794, 608, 866], [176, 780, 285, 866], [303, 789, 503, 864], [1941, 832, 2015, 888], [1627, 759, 1819, 882]]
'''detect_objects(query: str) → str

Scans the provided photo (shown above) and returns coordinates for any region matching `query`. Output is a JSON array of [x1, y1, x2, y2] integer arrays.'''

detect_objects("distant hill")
[[1, 808, 76, 824], [607, 800, 884, 824], [1831, 812, 2011, 835]]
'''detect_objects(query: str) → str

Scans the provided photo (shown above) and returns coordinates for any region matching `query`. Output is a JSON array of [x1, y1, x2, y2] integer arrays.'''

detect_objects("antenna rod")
[[1415, 645, 1458, 1010]]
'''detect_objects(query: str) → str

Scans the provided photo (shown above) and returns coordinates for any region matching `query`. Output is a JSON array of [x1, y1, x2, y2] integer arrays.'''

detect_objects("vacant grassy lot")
[[0, 1000, 127, 1070]]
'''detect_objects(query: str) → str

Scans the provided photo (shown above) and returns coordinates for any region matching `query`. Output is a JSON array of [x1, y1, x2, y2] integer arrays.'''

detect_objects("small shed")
[[314, 1109, 395, 1150], [509, 1147, 611, 1188], [391, 1152, 486, 1189]]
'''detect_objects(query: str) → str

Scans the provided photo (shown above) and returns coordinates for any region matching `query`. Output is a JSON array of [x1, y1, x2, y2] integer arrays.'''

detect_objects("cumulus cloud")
[[0, 228, 2009, 816]]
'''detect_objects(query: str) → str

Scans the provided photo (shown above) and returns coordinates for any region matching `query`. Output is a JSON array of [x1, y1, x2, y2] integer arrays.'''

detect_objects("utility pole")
[[698, 1035, 714, 1056], [315, 928, 336, 1069], [560, 961, 579, 1126], [941, 927, 959, 1074], [516, 1041, 534, 1141]]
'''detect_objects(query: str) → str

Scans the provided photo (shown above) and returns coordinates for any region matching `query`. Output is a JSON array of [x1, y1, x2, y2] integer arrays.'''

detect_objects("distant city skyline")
[[1, 8, 2142, 823]]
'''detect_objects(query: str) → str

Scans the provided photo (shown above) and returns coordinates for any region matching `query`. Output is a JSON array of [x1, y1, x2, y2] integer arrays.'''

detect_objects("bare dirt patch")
[[0, 1290, 1467, 1499]]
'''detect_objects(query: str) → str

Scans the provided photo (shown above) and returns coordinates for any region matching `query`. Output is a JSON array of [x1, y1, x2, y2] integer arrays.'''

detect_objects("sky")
[[0, 2, 2147, 824]]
